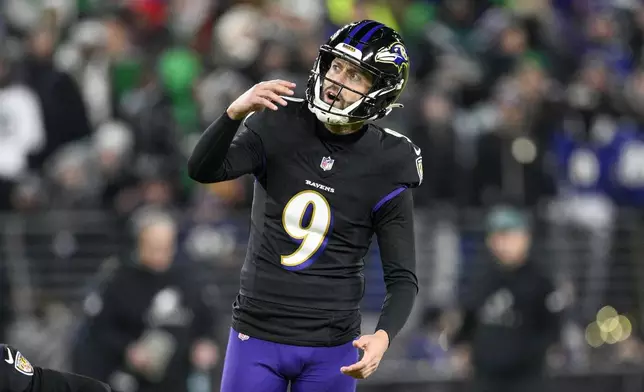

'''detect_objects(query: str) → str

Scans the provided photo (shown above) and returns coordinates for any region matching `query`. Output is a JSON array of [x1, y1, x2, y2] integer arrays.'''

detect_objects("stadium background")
[[1, 0, 644, 391]]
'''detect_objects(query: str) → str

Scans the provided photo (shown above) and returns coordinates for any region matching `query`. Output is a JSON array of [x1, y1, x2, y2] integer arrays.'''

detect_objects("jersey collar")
[[314, 120, 368, 144]]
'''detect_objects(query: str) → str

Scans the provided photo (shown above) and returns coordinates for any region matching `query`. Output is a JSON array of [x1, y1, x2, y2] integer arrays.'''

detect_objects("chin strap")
[[380, 103, 404, 118], [311, 101, 405, 125]]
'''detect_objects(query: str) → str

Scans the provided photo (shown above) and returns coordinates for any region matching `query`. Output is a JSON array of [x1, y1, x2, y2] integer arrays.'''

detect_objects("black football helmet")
[[306, 20, 410, 125]]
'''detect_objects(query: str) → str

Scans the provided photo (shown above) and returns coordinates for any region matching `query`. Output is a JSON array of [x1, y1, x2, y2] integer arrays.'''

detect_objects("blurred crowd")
[[3, 0, 644, 387], [1, 0, 643, 214]]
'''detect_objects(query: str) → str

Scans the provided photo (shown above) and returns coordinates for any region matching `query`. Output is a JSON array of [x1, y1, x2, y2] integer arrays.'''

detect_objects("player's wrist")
[[226, 107, 246, 121], [374, 329, 390, 346]]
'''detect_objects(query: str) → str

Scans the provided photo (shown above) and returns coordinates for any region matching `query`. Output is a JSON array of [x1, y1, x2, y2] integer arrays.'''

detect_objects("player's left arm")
[[341, 190, 418, 379], [371, 134, 423, 344], [372, 189, 419, 343], [342, 137, 423, 379], [187, 113, 264, 183]]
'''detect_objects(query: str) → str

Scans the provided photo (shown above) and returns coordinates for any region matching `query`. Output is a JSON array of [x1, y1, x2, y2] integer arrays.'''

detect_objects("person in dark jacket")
[[71, 210, 219, 392], [451, 205, 562, 392], [19, 27, 92, 171]]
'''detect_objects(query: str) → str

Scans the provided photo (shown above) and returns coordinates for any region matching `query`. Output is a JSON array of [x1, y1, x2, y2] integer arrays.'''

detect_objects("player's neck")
[[324, 122, 364, 135]]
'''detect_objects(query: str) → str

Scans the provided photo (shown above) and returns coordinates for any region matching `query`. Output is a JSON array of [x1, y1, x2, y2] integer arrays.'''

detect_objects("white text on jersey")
[[305, 180, 335, 193]]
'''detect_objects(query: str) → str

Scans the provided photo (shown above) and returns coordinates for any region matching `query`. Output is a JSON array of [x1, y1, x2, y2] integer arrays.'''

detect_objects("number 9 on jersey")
[[281, 190, 332, 269]]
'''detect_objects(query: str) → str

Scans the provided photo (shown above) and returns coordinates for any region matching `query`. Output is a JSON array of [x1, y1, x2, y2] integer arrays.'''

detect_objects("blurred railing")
[[355, 370, 644, 392], [2, 206, 644, 390]]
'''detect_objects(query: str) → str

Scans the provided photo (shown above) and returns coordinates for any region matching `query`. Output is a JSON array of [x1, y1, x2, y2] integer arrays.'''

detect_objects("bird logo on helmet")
[[375, 43, 409, 72], [306, 20, 410, 126]]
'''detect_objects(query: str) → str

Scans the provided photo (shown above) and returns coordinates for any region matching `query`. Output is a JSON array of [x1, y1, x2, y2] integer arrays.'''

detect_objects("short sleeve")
[[372, 128, 423, 214], [381, 127, 423, 188]]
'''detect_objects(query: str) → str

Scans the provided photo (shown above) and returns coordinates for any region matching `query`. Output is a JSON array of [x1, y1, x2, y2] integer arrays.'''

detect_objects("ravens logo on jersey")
[[1, 345, 33, 392], [1, 344, 112, 392]]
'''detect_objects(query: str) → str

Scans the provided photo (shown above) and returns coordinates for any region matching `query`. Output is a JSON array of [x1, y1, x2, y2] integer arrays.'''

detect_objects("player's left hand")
[[340, 330, 389, 379]]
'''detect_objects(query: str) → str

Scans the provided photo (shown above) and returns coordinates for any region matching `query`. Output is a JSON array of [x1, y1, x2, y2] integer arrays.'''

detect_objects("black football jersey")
[[191, 99, 422, 346]]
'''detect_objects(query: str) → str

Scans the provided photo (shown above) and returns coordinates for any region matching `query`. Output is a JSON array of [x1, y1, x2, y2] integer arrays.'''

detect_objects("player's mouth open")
[[323, 90, 341, 106]]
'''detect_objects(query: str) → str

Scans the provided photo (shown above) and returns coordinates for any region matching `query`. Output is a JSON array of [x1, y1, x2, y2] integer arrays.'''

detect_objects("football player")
[[1, 344, 112, 392], [188, 20, 421, 392]]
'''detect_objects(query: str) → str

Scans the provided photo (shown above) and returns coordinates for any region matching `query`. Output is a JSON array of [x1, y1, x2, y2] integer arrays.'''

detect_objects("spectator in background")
[[117, 53, 191, 203], [548, 57, 621, 327], [179, 187, 248, 309], [20, 26, 92, 171], [71, 210, 219, 392], [470, 86, 556, 207], [414, 0, 490, 105], [410, 90, 464, 207], [63, 19, 113, 129], [45, 142, 101, 210], [583, 11, 634, 81], [91, 121, 138, 212], [0, 44, 45, 211], [449, 205, 562, 392], [482, 21, 530, 94]]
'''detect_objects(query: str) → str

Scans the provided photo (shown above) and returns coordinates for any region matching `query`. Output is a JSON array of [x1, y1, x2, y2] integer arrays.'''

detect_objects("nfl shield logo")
[[320, 156, 334, 171]]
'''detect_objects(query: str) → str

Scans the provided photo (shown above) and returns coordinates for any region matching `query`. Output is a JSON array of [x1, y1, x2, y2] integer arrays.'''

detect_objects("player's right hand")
[[226, 80, 296, 120]]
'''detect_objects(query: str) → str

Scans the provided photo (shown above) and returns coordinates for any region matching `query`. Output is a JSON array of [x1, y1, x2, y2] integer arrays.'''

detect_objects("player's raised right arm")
[[187, 80, 296, 183]]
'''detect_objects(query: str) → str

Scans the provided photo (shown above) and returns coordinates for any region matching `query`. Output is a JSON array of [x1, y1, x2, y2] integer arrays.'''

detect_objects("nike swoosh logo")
[[5, 347, 13, 364]]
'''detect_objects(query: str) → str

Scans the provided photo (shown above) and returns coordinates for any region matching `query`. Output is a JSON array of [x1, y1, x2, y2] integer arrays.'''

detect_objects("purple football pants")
[[220, 328, 358, 392]]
